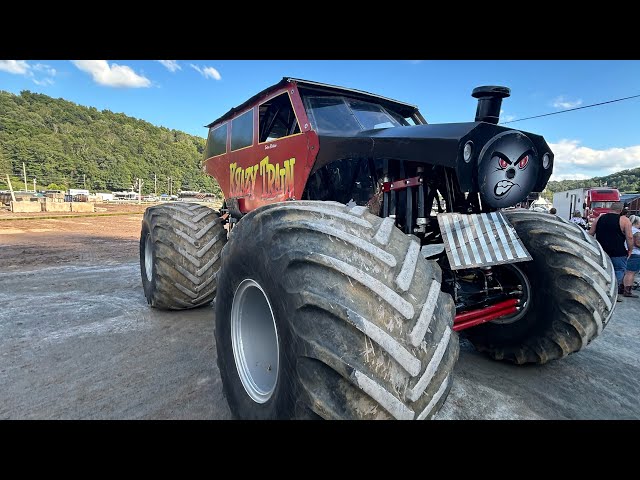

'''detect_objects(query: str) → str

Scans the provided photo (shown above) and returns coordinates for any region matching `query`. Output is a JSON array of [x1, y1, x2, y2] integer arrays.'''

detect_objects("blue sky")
[[1, 60, 639, 182]]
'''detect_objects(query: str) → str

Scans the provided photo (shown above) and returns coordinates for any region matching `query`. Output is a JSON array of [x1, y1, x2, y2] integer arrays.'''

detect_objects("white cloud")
[[0, 60, 56, 86], [33, 63, 56, 76], [71, 60, 151, 88], [190, 64, 222, 80], [157, 60, 181, 72], [0, 60, 30, 74], [549, 172, 593, 181], [549, 139, 640, 181], [552, 96, 583, 109], [33, 78, 54, 86], [499, 109, 516, 122]]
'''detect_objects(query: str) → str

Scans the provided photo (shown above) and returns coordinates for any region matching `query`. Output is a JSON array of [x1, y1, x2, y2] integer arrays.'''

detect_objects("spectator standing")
[[621, 205, 630, 217], [622, 215, 640, 298], [589, 202, 634, 301], [570, 210, 588, 229]]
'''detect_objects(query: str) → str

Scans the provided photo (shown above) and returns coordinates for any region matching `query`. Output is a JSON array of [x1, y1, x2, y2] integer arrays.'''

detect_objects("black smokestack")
[[472, 86, 511, 124]]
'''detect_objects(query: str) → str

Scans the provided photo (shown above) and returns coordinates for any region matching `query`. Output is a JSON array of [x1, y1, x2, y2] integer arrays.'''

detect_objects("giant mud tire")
[[464, 210, 617, 364], [140, 203, 226, 310], [215, 201, 458, 420]]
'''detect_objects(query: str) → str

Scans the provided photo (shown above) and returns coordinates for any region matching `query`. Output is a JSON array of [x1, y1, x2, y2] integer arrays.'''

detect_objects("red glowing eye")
[[518, 155, 529, 169], [498, 158, 508, 169]]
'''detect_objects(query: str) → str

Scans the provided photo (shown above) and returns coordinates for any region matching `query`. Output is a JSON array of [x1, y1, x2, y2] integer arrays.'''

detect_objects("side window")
[[388, 110, 415, 126], [231, 109, 254, 151], [206, 123, 228, 157], [259, 92, 301, 142], [304, 96, 362, 133]]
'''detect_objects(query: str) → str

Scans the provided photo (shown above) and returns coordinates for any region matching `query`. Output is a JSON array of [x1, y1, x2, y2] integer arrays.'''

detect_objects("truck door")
[[569, 194, 576, 220], [239, 88, 316, 212], [584, 191, 591, 219]]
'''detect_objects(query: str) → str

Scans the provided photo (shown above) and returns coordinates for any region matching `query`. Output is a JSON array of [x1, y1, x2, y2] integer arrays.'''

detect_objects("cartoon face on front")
[[478, 131, 539, 208]]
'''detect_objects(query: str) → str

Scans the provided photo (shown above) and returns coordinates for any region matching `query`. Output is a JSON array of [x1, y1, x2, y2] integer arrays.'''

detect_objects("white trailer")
[[552, 188, 587, 220], [96, 193, 114, 202]]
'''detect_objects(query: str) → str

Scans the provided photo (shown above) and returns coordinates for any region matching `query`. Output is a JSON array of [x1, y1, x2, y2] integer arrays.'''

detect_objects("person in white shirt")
[[622, 214, 640, 298], [570, 210, 587, 229]]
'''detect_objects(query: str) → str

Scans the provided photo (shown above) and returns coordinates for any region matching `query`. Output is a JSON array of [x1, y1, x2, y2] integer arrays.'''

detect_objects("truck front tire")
[[464, 210, 617, 364], [215, 201, 459, 419]]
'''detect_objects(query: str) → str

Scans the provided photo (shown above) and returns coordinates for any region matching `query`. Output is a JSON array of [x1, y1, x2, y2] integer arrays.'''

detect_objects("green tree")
[[0, 148, 9, 175], [0, 90, 222, 197]]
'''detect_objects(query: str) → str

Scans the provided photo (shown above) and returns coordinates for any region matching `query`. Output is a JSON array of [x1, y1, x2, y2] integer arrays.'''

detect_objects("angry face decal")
[[478, 131, 539, 208]]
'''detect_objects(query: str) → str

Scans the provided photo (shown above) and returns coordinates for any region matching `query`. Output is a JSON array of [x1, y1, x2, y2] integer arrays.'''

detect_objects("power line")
[[500, 93, 640, 125]]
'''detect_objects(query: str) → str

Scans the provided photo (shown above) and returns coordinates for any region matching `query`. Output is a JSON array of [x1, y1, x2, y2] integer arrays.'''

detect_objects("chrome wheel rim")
[[144, 233, 153, 282], [491, 264, 531, 325], [231, 279, 279, 404]]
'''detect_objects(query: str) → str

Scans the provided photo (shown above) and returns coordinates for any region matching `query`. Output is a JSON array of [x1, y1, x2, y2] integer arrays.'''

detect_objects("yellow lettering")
[[230, 163, 237, 195], [235, 167, 243, 195], [247, 165, 259, 193], [260, 156, 269, 193], [283, 158, 295, 195], [231, 156, 296, 198], [266, 160, 276, 195]]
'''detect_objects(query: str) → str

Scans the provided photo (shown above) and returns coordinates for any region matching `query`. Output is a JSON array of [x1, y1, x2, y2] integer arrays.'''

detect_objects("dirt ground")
[[0, 201, 150, 218], [0, 206, 143, 270], [1, 212, 639, 419]]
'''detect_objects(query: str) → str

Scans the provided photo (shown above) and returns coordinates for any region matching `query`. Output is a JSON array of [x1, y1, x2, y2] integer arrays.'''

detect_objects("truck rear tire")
[[464, 210, 617, 364], [215, 201, 458, 419], [140, 203, 226, 310]]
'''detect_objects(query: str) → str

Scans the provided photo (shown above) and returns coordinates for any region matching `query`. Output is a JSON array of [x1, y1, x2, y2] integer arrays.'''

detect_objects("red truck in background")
[[552, 187, 621, 225], [586, 188, 622, 223]]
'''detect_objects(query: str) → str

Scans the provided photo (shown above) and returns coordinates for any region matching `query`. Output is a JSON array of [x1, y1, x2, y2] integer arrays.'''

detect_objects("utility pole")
[[83, 174, 86, 190], [6, 174, 16, 202], [33, 177, 36, 193], [23, 162, 27, 192], [154, 174, 157, 196], [137, 178, 143, 204]]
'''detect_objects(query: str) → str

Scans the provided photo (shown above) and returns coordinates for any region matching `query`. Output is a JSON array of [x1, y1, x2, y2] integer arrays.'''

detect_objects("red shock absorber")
[[453, 298, 519, 332]]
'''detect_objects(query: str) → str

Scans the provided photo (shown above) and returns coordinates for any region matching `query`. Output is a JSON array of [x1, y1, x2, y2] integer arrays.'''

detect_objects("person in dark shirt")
[[589, 202, 634, 300]]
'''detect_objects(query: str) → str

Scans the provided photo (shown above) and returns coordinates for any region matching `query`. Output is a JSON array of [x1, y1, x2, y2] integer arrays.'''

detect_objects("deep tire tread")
[[140, 203, 226, 310], [466, 210, 616, 365], [216, 200, 459, 419]]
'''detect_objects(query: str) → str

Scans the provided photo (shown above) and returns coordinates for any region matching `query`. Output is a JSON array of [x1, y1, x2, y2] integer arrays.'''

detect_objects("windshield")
[[591, 201, 615, 209], [304, 96, 406, 133]]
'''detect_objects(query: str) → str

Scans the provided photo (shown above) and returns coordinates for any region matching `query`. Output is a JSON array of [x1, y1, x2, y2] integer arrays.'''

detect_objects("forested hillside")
[[0, 90, 220, 195], [543, 167, 640, 199]]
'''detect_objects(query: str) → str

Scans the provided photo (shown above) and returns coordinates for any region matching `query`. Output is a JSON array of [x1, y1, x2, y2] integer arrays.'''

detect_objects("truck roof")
[[592, 189, 616, 194], [205, 77, 420, 129]]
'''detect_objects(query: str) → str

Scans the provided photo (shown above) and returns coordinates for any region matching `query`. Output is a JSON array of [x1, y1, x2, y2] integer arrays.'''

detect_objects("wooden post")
[[33, 177, 36, 193], [6, 174, 16, 202], [23, 162, 27, 192]]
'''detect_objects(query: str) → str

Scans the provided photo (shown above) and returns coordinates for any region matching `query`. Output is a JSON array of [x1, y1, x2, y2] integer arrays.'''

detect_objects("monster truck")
[[140, 78, 617, 419]]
